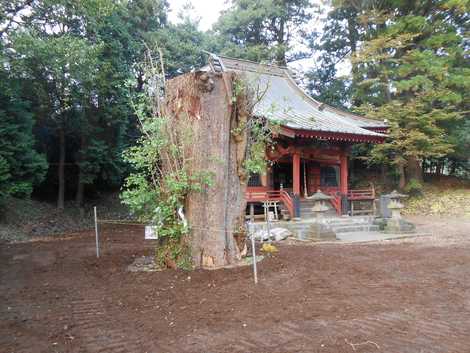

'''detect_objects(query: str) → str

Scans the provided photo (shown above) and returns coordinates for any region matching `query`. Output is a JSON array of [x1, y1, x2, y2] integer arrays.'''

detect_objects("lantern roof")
[[385, 190, 408, 199], [307, 189, 333, 201]]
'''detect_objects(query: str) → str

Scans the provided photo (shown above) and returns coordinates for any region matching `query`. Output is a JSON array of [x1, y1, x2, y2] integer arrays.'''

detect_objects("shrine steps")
[[265, 216, 380, 241], [327, 221, 379, 234], [298, 198, 336, 219]]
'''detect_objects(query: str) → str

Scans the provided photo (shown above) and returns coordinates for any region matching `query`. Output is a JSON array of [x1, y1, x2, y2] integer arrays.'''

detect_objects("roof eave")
[[279, 126, 387, 144]]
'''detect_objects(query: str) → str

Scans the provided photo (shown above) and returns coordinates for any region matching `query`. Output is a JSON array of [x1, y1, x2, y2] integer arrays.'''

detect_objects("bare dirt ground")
[[1, 216, 470, 353]]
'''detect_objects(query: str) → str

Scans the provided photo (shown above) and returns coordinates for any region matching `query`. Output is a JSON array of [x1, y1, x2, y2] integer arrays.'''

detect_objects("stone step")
[[329, 223, 375, 230], [324, 220, 372, 227], [301, 214, 336, 220], [253, 215, 381, 240], [300, 213, 337, 218], [332, 225, 380, 233], [280, 224, 313, 231], [323, 217, 374, 225], [282, 221, 374, 229]]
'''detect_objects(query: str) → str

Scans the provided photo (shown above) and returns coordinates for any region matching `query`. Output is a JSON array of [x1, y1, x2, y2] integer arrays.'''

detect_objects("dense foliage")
[[0, 0, 209, 211], [213, 0, 313, 65], [121, 112, 206, 269], [309, 0, 470, 185], [0, 66, 47, 204], [0, 0, 468, 215]]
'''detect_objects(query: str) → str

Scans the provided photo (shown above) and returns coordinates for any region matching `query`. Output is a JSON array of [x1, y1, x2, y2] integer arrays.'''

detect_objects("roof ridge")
[[211, 54, 386, 128], [203, 53, 387, 135], [216, 54, 289, 70]]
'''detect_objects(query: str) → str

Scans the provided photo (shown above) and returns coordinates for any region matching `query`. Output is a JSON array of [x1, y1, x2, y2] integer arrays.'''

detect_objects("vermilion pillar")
[[340, 153, 348, 194], [293, 153, 301, 195]]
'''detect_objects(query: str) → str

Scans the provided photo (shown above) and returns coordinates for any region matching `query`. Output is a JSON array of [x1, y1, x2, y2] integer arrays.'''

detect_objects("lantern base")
[[384, 218, 416, 234]]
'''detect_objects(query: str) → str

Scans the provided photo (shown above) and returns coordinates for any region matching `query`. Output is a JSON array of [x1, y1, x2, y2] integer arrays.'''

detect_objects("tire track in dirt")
[[4, 225, 470, 353], [335, 311, 470, 353], [177, 320, 319, 353], [68, 292, 182, 353], [175, 310, 470, 353], [0, 261, 69, 353], [69, 296, 148, 352], [0, 297, 68, 353]]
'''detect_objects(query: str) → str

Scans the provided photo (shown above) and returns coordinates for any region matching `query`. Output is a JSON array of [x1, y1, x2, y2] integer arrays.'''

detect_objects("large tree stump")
[[165, 71, 249, 269]]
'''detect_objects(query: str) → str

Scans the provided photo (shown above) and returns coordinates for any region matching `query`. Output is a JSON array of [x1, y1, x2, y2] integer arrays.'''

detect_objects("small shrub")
[[155, 237, 192, 270], [404, 178, 423, 196]]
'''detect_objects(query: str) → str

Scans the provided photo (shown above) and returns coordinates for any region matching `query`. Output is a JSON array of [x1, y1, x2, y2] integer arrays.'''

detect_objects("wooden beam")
[[340, 152, 348, 195], [281, 126, 386, 144], [293, 153, 301, 195]]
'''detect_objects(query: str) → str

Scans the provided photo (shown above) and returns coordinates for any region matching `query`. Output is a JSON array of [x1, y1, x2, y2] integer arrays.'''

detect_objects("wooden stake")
[[94, 206, 100, 258], [248, 222, 258, 284]]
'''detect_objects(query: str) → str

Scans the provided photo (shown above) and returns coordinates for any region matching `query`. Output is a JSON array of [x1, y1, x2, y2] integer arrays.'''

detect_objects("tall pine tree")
[[213, 0, 313, 65], [350, 0, 470, 186]]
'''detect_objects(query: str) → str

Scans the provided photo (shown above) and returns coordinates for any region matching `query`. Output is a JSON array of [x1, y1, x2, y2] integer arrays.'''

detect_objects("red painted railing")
[[246, 189, 295, 218], [326, 186, 375, 215], [347, 187, 375, 200], [347, 186, 376, 216], [246, 186, 375, 218], [325, 191, 342, 215]]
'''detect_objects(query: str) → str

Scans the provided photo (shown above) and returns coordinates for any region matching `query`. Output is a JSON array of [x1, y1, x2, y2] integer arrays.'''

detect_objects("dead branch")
[[345, 338, 380, 351]]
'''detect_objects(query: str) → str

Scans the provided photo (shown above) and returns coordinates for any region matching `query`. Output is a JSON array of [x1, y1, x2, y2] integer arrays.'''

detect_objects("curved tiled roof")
[[207, 55, 387, 140]]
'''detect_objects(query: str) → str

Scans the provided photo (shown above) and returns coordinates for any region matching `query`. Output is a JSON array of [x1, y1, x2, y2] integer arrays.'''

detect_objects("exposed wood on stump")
[[165, 71, 249, 269]]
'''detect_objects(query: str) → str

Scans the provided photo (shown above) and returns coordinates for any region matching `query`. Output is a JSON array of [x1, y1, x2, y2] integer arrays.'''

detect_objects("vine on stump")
[[121, 51, 278, 269]]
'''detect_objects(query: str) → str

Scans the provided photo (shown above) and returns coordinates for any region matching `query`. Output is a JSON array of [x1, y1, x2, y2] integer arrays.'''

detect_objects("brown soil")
[[2, 218, 470, 353]]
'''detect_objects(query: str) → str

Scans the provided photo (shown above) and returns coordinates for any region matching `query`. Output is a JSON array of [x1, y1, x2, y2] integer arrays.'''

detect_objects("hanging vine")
[[121, 49, 213, 270], [230, 76, 281, 180]]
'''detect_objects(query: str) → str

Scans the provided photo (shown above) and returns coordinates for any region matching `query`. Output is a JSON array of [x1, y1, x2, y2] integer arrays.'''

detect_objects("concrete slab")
[[336, 231, 431, 243]]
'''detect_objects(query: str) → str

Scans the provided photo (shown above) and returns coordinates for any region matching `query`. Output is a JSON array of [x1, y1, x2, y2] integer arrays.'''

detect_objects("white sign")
[[145, 226, 158, 240]]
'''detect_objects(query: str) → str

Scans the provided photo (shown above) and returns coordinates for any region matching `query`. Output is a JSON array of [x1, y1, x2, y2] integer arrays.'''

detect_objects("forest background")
[[0, 0, 468, 218]]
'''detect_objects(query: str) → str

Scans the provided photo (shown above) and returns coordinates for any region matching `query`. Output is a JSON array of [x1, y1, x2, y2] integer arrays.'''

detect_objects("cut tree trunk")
[[57, 127, 65, 210], [165, 71, 249, 269]]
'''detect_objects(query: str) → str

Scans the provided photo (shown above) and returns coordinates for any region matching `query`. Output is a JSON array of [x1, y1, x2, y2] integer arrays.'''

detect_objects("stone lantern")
[[304, 189, 336, 241], [307, 189, 332, 218], [383, 190, 415, 233], [387, 190, 407, 219]]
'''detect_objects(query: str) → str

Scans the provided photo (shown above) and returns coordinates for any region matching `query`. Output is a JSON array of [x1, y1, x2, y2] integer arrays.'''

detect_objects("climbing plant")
[[122, 51, 282, 269], [231, 76, 281, 177], [121, 51, 213, 269]]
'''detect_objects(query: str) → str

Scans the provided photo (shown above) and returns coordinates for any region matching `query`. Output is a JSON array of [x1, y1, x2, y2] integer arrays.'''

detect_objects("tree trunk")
[[276, 18, 286, 66], [75, 133, 85, 209], [398, 162, 406, 190], [421, 158, 427, 176], [406, 155, 423, 182], [436, 160, 443, 177], [76, 171, 84, 210], [381, 164, 387, 187], [165, 71, 248, 269], [347, 13, 358, 79], [57, 127, 65, 210]]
